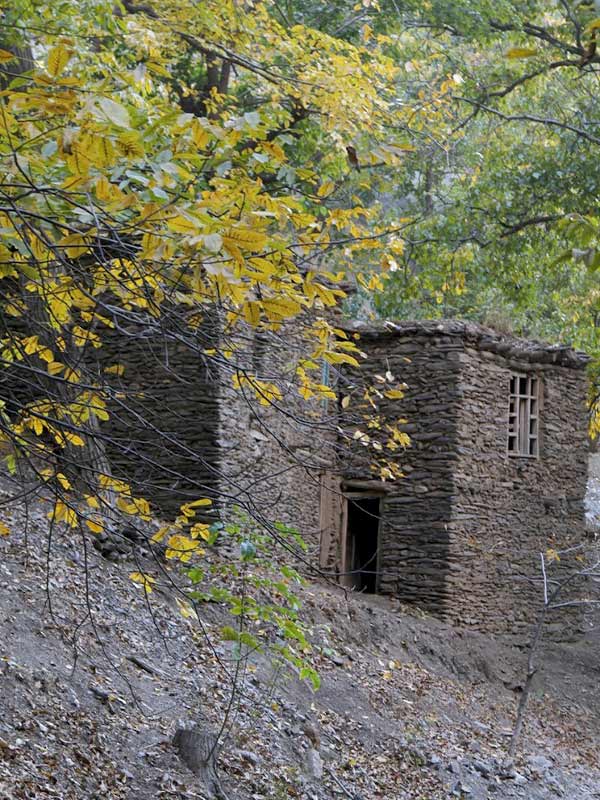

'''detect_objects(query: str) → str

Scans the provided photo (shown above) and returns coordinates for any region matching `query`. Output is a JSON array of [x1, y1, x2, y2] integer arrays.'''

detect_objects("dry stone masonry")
[[333, 320, 589, 639], [95, 313, 589, 639], [98, 310, 335, 552]]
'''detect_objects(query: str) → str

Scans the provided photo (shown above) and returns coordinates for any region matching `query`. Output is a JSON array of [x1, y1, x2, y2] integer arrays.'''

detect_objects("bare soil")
[[1, 473, 600, 800]]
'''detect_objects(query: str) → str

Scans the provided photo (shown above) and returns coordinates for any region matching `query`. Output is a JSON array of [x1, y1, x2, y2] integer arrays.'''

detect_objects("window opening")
[[345, 497, 381, 593], [508, 373, 539, 457]]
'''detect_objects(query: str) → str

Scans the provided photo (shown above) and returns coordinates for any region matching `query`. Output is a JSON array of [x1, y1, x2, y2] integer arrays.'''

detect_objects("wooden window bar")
[[508, 373, 539, 457]]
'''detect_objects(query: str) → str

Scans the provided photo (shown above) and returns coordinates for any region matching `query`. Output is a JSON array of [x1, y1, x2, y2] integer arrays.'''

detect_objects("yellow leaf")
[[191, 119, 211, 149], [223, 227, 267, 253], [63, 431, 85, 447], [37, 347, 53, 364], [341, 395, 351, 408], [104, 364, 125, 376], [56, 472, 71, 490], [0, 522, 9, 536], [262, 296, 302, 321], [95, 175, 114, 202], [30, 417, 44, 436], [506, 47, 538, 59], [49, 500, 78, 527], [117, 495, 150, 518], [165, 534, 204, 562], [146, 60, 171, 77], [47, 45, 72, 78], [242, 302, 261, 327], [85, 519, 104, 534], [0, 49, 16, 64], [130, 572, 156, 593], [117, 131, 145, 159], [176, 598, 197, 619], [324, 351, 360, 367], [90, 136, 116, 168], [546, 548, 561, 562], [58, 232, 92, 259], [22, 335, 39, 355], [151, 525, 172, 543], [184, 498, 213, 510], [190, 523, 212, 541], [317, 180, 335, 197], [167, 214, 199, 234]]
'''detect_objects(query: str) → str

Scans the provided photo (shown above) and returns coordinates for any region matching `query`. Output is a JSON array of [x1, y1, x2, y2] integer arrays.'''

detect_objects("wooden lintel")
[[341, 479, 394, 494]]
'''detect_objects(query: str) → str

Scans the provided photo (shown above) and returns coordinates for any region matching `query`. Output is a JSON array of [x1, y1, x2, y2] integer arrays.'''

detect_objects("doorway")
[[344, 496, 381, 593]]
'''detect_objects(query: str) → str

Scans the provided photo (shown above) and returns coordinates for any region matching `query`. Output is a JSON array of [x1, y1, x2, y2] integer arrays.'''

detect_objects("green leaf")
[[239, 631, 259, 648], [299, 667, 321, 691], [221, 625, 238, 641], [187, 567, 204, 584]]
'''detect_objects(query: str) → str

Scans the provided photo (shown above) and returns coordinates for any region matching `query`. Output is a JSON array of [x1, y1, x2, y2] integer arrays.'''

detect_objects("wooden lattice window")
[[508, 373, 540, 457]]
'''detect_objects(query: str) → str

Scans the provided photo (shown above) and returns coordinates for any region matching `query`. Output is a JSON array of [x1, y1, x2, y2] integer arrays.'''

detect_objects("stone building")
[[320, 320, 590, 638], [96, 315, 590, 637]]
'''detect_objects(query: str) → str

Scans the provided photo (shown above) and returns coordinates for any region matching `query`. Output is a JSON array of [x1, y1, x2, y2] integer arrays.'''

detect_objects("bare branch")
[[456, 96, 600, 146]]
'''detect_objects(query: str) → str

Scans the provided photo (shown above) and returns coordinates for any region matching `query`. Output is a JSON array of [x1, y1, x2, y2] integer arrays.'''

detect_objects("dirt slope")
[[1, 473, 600, 800]]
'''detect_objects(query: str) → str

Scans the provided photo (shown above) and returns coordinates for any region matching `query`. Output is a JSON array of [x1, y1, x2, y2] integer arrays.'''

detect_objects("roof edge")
[[343, 319, 590, 369]]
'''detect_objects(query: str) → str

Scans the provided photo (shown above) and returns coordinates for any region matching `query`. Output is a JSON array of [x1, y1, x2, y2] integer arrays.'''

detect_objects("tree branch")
[[498, 215, 562, 238], [456, 96, 600, 146], [486, 59, 580, 99]]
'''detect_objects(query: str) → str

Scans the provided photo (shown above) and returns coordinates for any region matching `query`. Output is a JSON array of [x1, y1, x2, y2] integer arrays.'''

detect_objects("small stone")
[[525, 754, 553, 775], [236, 749, 259, 766], [451, 780, 472, 795], [305, 747, 323, 781], [472, 759, 494, 778]]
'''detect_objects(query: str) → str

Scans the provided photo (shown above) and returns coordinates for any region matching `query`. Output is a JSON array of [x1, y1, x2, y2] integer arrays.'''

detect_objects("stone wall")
[[98, 309, 336, 550], [342, 324, 463, 615], [97, 316, 223, 520], [216, 318, 336, 554], [450, 348, 589, 639]]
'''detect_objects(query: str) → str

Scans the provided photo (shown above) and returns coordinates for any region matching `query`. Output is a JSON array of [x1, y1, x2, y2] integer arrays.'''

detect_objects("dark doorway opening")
[[346, 497, 381, 593]]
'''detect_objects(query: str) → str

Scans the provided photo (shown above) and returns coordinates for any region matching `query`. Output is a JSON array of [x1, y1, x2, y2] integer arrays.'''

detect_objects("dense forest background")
[[274, 1, 600, 418]]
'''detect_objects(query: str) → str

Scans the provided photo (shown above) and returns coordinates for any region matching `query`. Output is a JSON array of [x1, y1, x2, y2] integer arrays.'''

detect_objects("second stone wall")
[[216, 318, 336, 555], [449, 348, 589, 639]]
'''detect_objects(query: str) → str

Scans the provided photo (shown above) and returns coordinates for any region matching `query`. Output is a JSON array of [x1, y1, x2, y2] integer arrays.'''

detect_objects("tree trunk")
[[173, 726, 230, 800]]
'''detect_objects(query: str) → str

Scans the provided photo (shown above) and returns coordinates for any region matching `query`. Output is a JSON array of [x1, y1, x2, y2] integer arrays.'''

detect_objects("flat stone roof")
[[344, 319, 590, 369]]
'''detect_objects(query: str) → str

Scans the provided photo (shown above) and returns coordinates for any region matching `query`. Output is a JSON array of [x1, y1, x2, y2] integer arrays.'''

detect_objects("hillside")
[[1, 469, 600, 800]]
